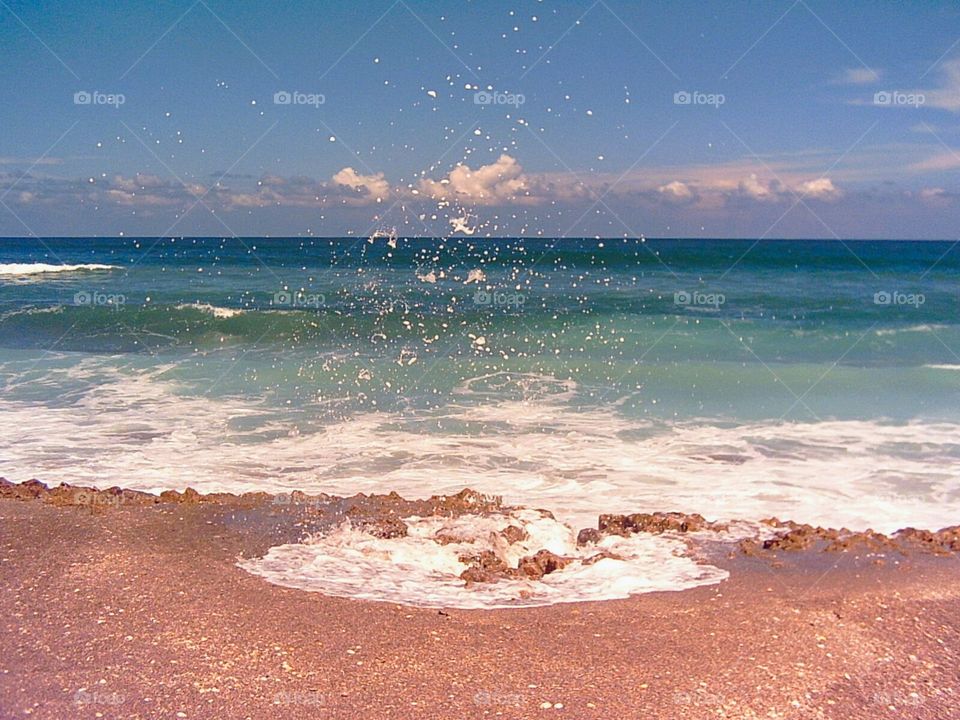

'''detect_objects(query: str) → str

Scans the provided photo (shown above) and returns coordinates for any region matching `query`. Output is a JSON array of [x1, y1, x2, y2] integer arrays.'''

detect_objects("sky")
[[0, 0, 959, 239]]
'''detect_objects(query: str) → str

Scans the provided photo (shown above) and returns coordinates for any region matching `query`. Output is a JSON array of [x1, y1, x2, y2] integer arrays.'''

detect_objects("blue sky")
[[1, 0, 959, 238]]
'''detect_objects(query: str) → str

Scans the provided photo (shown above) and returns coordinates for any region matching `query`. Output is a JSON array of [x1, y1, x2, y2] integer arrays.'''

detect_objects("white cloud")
[[738, 174, 776, 202], [331, 167, 391, 203], [798, 178, 843, 200], [657, 180, 693, 201], [418, 154, 530, 205], [907, 150, 960, 173], [834, 67, 881, 85], [920, 59, 960, 112], [872, 59, 960, 113], [919, 187, 956, 205], [103, 174, 203, 207], [104, 189, 179, 207], [0, 156, 63, 166]]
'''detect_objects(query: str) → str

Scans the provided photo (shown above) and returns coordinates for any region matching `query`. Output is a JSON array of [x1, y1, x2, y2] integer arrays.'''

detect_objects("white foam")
[[0, 263, 120, 276], [239, 510, 728, 608], [0, 305, 64, 321], [0, 363, 957, 535], [174, 302, 245, 319], [875, 324, 946, 336]]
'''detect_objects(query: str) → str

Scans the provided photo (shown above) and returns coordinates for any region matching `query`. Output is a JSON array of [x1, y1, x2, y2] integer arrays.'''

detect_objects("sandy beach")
[[1, 482, 957, 720]]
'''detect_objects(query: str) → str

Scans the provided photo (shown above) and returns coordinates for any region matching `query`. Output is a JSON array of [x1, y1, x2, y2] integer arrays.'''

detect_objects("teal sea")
[[1, 237, 959, 536]]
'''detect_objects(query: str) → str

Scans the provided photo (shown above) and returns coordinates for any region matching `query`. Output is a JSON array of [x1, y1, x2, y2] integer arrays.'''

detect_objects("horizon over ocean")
[[2, 235, 958, 241]]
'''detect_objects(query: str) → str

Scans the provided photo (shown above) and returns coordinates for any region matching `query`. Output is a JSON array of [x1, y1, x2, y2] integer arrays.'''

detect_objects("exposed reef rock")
[[3, 480, 957, 569], [739, 519, 960, 557], [593, 511, 726, 537], [349, 514, 409, 539], [575, 506, 960, 559], [458, 548, 573, 585]]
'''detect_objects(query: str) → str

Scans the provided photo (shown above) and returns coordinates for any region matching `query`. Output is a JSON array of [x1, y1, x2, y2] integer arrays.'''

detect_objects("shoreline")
[[1, 480, 958, 718]]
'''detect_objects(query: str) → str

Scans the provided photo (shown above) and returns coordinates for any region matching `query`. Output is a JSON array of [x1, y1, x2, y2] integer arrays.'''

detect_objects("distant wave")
[[174, 302, 245, 319], [875, 324, 947, 336], [0, 263, 120, 276], [924, 364, 960, 371]]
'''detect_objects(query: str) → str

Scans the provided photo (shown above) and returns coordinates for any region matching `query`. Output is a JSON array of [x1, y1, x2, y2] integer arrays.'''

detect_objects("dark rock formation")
[[501, 525, 528, 544], [351, 515, 408, 539], [517, 550, 571, 580], [576, 527, 601, 546]]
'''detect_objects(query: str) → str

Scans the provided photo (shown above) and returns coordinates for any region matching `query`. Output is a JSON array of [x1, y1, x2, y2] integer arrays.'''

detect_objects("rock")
[[289, 490, 308, 504], [239, 491, 273, 505], [37, 483, 154, 509], [430, 488, 504, 516], [517, 550, 571, 580], [23, 479, 48, 495], [181, 487, 202, 504], [824, 530, 892, 553], [626, 512, 708, 533], [501, 525, 528, 544], [598, 514, 629, 536], [896, 526, 960, 555], [577, 528, 601, 546], [354, 516, 407, 539], [460, 566, 500, 585], [762, 526, 818, 551], [458, 550, 510, 585], [459, 548, 573, 585], [0, 479, 49, 500], [598, 511, 713, 537], [737, 519, 957, 558], [935, 526, 960, 551], [45, 483, 90, 507], [434, 531, 465, 545]]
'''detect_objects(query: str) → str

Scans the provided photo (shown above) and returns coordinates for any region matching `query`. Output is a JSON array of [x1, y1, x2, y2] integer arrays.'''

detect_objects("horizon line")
[[0, 236, 956, 243]]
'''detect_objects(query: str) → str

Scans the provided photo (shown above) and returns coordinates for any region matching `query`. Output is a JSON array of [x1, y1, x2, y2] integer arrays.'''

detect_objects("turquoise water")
[[1, 237, 958, 532]]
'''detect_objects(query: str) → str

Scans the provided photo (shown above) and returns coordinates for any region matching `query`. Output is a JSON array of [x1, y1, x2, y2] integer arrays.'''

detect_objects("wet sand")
[[1, 485, 958, 719]]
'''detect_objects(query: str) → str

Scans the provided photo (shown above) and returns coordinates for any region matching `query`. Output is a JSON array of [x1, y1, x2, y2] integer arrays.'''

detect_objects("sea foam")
[[239, 509, 728, 608], [0, 263, 120, 276], [1, 363, 957, 536]]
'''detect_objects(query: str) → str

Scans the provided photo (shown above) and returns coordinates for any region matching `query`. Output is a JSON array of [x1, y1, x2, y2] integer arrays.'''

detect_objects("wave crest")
[[0, 263, 120, 276]]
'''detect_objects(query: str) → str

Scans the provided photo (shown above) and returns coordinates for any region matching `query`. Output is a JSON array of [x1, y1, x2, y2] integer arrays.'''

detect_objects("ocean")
[[1, 236, 958, 605]]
